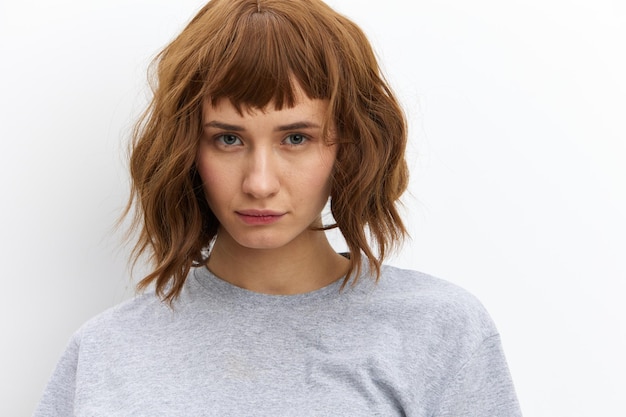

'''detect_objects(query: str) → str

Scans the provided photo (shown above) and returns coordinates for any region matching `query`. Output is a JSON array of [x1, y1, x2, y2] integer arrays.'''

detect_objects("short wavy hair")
[[125, 0, 409, 302]]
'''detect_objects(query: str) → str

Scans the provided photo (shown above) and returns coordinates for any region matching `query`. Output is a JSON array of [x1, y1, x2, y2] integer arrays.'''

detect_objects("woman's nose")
[[241, 148, 280, 199]]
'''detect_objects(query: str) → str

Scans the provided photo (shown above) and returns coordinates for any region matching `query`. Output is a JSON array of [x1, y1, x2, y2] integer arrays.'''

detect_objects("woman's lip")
[[236, 210, 285, 225], [236, 210, 285, 217]]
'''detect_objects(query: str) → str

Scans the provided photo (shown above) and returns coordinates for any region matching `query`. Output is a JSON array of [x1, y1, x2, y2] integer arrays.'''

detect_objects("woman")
[[34, 0, 522, 415]]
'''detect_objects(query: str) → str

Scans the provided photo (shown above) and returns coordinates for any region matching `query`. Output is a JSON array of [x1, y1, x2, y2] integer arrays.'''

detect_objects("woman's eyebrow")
[[203, 121, 244, 131], [275, 121, 321, 131], [204, 120, 321, 131]]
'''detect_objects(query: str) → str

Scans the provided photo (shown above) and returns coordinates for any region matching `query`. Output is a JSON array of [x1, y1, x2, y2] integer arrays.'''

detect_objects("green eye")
[[284, 134, 307, 145], [217, 135, 242, 145]]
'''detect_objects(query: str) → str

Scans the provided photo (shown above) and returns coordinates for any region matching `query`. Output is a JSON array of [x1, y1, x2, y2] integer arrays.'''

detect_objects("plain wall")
[[1, 0, 624, 415]]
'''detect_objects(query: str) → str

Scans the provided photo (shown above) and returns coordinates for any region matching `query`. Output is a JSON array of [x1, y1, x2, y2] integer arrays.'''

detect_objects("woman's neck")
[[206, 229, 349, 295]]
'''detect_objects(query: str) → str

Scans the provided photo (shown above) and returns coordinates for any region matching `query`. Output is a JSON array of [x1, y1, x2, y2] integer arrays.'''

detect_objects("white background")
[[1, 0, 624, 415]]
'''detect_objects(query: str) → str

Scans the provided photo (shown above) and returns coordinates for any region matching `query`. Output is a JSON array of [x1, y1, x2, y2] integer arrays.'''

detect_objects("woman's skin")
[[196, 84, 349, 295]]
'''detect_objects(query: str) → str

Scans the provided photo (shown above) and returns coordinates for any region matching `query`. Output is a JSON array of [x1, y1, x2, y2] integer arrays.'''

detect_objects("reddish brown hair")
[[125, 0, 409, 302]]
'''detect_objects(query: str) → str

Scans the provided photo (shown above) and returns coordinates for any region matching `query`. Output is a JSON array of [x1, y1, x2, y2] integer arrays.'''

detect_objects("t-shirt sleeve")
[[433, 334, 522, 417], [32, 333, 79, 417]]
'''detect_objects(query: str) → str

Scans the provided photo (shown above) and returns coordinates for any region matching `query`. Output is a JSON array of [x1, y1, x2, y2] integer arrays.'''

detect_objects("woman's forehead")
[[202, 94, 328, 122], [203, 79, 327, 116]]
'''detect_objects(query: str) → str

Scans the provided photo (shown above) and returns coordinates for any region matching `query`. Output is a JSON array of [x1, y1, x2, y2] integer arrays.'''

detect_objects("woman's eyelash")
[[213, 133, 310, 147], [216, 134, 242, 145], [283, 134, 308, 145]]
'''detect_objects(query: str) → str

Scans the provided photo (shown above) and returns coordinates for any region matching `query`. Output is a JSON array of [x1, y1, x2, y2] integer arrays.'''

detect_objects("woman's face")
[[196, 86, 336, 251]]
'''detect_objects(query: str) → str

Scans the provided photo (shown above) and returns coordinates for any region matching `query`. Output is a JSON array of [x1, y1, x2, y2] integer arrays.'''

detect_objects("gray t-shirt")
[[34, 264, 522, 416]]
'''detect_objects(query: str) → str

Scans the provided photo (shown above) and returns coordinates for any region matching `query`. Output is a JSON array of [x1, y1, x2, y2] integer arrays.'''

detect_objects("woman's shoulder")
[[73, 291, 169, 342], [378, 264, 483, 302], [363, 264, 499, 340]]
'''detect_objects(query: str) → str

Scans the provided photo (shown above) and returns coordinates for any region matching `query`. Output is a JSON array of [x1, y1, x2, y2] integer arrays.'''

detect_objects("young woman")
[[34, 0, 522, 415]]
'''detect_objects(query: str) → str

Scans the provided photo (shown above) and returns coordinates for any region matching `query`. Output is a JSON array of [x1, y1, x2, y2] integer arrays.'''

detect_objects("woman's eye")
[[216, 134, 242, 146], [283, 134, 307, 146]]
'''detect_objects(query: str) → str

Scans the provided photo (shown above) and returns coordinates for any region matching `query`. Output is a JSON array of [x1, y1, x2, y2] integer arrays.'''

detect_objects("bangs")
[[201, 4, 334, 111]]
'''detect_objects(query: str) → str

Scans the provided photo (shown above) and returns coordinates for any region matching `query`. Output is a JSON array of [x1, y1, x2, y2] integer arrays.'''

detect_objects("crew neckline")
[[191, 260, 371, 306]]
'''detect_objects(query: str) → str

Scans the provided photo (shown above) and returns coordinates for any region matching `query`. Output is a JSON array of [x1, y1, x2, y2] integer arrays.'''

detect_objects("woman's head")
[[127, 0, 408, 302]]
